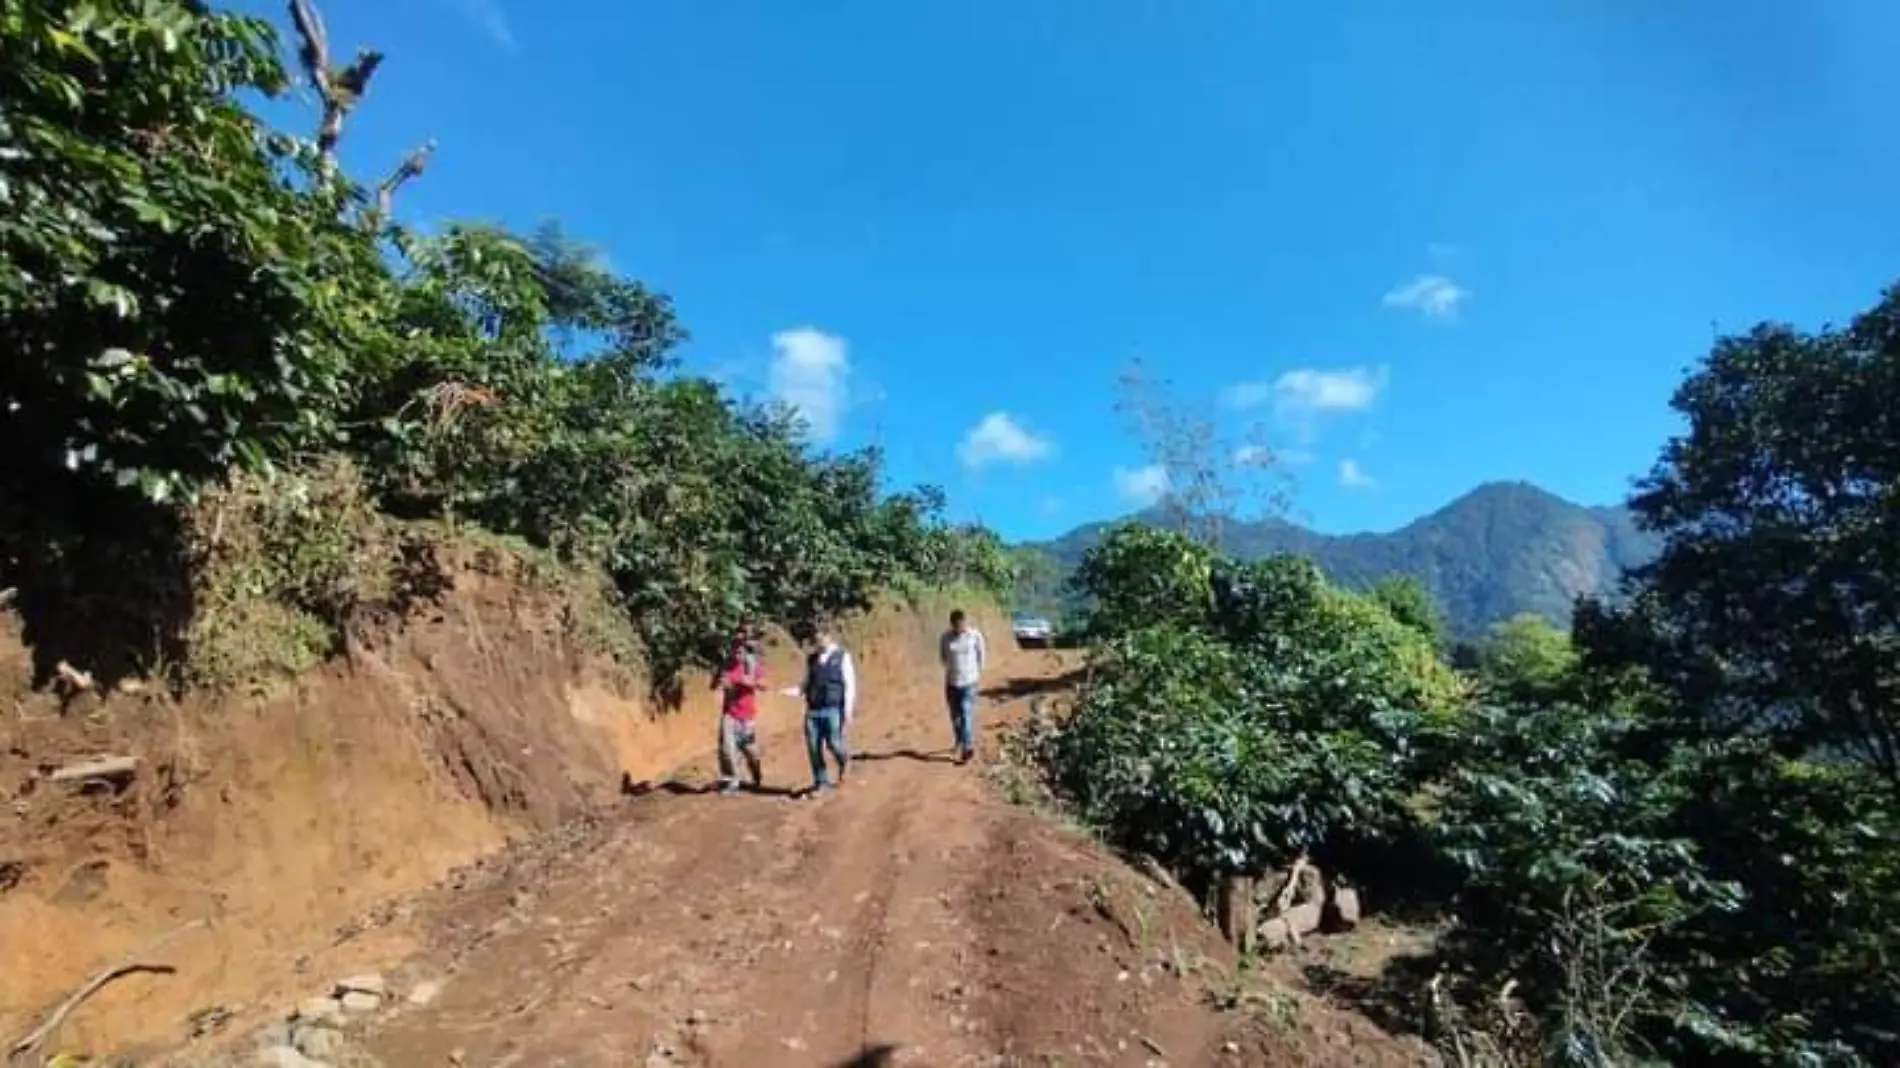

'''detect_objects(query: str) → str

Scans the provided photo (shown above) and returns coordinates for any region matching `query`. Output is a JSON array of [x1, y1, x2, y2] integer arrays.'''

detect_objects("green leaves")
[[1, 0, 1006, 697], [1049, 535, 1464, 882], [1072, 523, 1214, 639], [2, 0, 376, 502], [1621, 287, 1900, 777]]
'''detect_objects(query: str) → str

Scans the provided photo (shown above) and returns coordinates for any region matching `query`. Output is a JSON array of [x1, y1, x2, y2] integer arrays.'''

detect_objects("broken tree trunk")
[[288, 0, 384, 188], [367, 139, 437, 231], [1214, 873, 1257, 951], [1255, 854, 1327, 951]]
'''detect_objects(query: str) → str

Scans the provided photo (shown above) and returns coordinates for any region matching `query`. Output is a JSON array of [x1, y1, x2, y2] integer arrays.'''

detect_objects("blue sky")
[[241, 0, 1900, 540]]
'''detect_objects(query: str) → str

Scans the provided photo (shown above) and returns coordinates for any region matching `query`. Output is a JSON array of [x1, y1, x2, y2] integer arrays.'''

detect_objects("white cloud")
[[1225, 366, 1387, 446], [1338, 458, 1377, 489], [1234, 444, 1314, 468], [1270, 366, 1386, 414], [1225, 367, 1386, 415], [1233, 444, 1270, 467], [1113, 464, 1170, 507], [958, 412, 1053, 468], [1382, 273, 1470, 321], [768, 327, 850, 444], [441, 0, 514, 47]]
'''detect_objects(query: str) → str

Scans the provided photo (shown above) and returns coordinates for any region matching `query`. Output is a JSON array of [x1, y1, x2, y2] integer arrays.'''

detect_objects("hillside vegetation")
[[1016, 482, 1660, 638], [0, 0, 1009, 695], [1019, 283, 1900, 1066]]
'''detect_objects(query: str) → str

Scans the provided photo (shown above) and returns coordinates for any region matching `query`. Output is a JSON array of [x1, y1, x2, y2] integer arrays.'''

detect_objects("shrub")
[[1047, 538, 1468, 885], [1072, 524, 1214, 639]]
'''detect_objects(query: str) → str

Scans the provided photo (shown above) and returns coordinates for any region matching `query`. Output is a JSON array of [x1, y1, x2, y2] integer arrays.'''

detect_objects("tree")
[[0, 0, 1017, 696], [1477, 613, 1578, 700], [1618, 286, 1900, 780], [1007, 547, 1068, 622], [1071, 524, 1214, 639], [1368, 574, 1448, 650], [1114, 359, 1292, 549], [0, 0, 386, 504]]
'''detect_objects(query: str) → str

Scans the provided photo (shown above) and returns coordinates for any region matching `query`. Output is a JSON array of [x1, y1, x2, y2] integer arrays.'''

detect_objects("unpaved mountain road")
[[228, 648, 1421, 1068]]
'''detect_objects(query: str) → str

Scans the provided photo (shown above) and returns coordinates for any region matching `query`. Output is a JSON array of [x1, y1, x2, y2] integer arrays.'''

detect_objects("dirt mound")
[[0, 540, 1003, 1061]]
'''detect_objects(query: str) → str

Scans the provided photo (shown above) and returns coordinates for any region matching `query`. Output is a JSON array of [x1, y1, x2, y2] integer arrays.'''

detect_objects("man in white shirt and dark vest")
[[783, 621, 856, 795]]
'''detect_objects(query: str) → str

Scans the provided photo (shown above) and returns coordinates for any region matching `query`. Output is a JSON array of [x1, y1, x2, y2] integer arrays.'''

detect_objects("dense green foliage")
[[1475, 612, 1578, 701], [1050, 526, 1466, 881], [0, 0, 1007, 689], [1022, 483, 1660, 640], [1036, 286, 1900, 1065]]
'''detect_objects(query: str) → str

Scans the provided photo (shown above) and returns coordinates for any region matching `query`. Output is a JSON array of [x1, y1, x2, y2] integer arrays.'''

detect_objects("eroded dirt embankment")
[[0, 547, 1002, 1060]]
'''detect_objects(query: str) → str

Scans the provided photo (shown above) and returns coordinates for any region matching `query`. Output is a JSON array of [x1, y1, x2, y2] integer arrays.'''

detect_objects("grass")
[[179, 459, 644, 692]]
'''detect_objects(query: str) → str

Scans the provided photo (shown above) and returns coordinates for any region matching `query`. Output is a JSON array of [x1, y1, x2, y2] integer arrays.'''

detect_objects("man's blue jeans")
[[804, 706, 849, 788], [945, 683, 977, 754]]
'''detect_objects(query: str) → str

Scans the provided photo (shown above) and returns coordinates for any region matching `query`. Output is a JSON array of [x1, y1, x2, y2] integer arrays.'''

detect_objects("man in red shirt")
[[713, 623, 765, 794]]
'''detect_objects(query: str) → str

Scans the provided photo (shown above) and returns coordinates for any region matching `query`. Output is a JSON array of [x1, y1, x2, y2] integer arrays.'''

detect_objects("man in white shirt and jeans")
[[939, 608, 987, 765]]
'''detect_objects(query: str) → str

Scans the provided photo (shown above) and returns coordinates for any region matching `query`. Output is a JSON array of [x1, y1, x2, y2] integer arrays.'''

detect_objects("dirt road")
[[256, 647, 1418, 1067]]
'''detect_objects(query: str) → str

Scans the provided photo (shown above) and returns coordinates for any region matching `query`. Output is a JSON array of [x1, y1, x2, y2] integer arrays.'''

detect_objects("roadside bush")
[[1072, 524, 1214, 638], [1048, 536, 1467, 887], [182, 459, 407, 685], [1432, 695, 1739, 1065]]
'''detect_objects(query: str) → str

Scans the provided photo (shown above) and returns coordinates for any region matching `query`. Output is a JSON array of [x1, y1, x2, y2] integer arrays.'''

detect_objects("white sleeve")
[[842, 652, 858, 718], [975, 629, 987, 672]]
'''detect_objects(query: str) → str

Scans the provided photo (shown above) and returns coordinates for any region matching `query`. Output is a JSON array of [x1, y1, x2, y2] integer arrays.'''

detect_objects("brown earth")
[[1, 548, 812, 1060], [2, 568, 1429, 1067], [340, 641, 1428, 1068]]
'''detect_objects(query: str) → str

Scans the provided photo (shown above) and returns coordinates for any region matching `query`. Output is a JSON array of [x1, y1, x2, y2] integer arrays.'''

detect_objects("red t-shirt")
[[720, 649, 764, 721]]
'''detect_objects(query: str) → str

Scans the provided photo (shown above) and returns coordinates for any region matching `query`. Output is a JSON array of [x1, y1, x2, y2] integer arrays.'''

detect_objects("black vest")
[[804, 648, 847, 711]]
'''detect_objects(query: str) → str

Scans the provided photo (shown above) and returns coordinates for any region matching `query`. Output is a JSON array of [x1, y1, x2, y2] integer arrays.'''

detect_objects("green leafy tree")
[[0, 0, 388, 502], [1477, 613, 1578, 700], [1052, 543, 1468, 886], [1071, 523, 1214, 639], [1618, 287, 1900, 778], [1440, 283, 1900, 1065], [1367, 574, 1448, 650], [0, 0, 1015, 695]]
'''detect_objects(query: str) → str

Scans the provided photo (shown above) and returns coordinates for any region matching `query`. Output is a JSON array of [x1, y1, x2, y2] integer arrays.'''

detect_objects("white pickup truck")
[[1010, 613, 1054, 648]]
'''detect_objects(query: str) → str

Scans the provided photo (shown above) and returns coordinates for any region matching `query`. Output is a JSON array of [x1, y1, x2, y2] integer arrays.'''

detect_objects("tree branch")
[[8, 919, 209, 1062], [288, 0, 383, 186], [367, 139, 437, 231]]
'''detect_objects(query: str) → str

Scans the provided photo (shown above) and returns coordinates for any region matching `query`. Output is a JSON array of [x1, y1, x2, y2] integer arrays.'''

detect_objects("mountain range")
[[1014, 481, 1662, 639]]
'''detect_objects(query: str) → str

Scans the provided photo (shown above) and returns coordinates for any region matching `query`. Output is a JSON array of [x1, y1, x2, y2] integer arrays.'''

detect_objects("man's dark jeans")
[[804, 706, 849, 788], [945, 683, 977, 754]]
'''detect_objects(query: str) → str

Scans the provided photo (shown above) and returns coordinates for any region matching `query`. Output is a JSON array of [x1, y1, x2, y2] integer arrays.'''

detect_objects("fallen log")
[[1254, 854, 1328, 951], [47, 756, 138, 785]]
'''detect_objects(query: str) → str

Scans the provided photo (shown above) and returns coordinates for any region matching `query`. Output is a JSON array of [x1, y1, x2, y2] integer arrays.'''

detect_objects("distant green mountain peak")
[[1014, 481, 1659, 639]]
